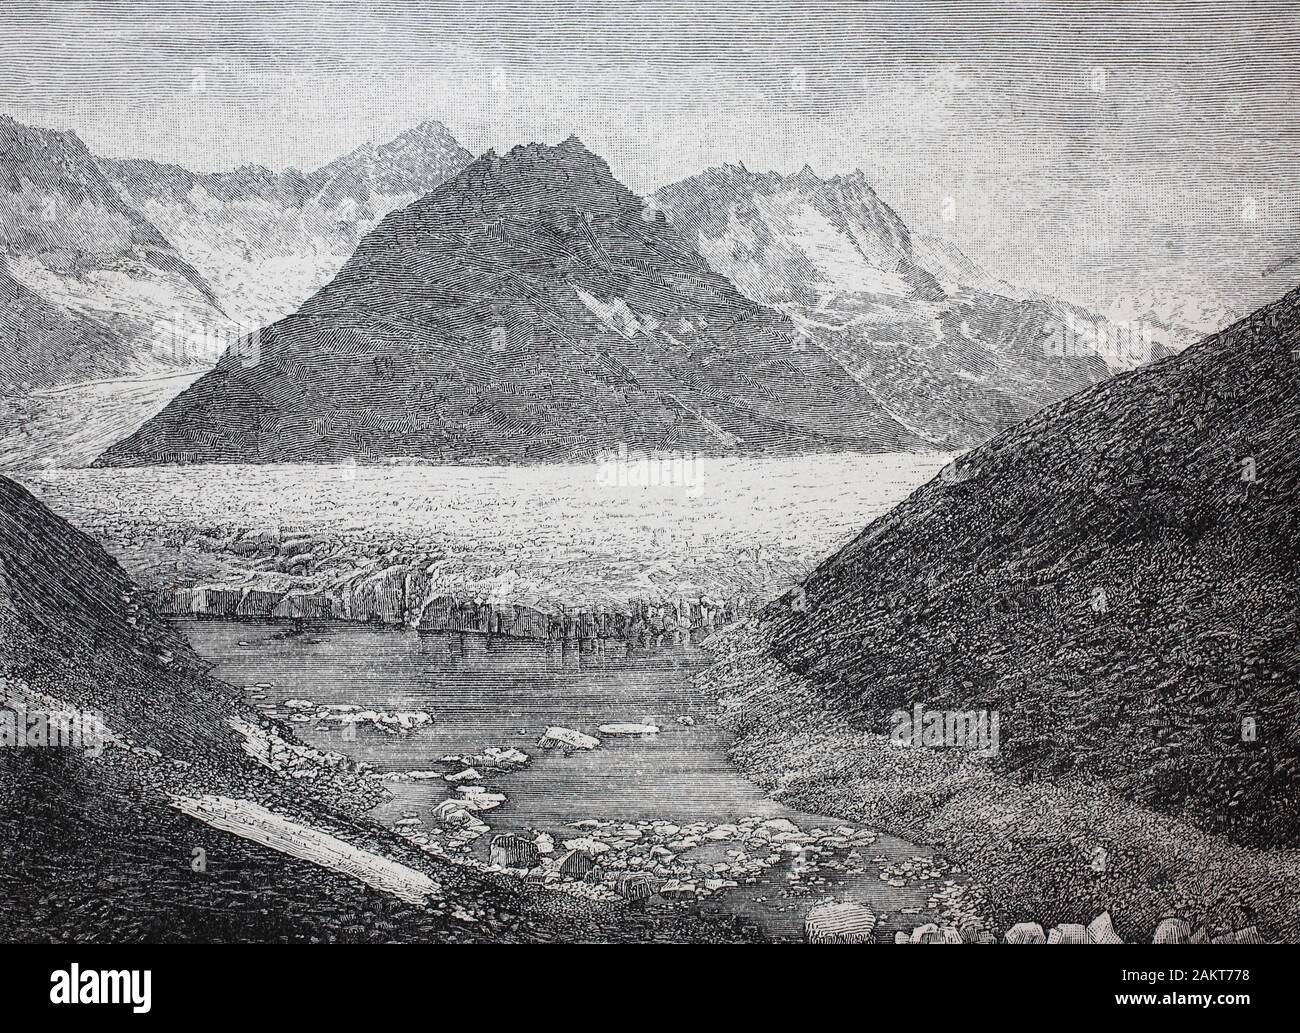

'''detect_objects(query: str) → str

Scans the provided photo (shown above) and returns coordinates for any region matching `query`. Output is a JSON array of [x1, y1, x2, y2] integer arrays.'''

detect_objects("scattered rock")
[[1152, 917, 1193, 944], [1087, 911, 1124, 944], [1048, 923, 1089, 944], [489, 833, 540, 869], [615, 872, 656, 904], [1005, 922, 1047, 944], [537, 726, 600, 751], [804, 901, 877, 944], [558, 848, 597, 879], [597, 723, 661, 736]]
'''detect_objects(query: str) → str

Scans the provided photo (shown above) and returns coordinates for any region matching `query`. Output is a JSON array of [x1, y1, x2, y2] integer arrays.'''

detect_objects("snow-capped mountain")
[[100, 120, 474, 330], [0, 114, 237, 388], [654, 164, 1196, 447]]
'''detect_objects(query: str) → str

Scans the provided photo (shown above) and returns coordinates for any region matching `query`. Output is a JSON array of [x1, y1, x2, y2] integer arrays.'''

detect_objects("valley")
[[1, 0, 1296, 958]]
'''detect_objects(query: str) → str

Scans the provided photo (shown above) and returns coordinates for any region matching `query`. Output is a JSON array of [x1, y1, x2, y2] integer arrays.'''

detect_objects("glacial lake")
[[179, 618, 960, 941]]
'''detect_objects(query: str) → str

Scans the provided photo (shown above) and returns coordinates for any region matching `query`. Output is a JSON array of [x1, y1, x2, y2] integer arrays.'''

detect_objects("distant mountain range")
[[0, 112, 1258, 466], [97, 138, 929, 465], [0, 115, 472, 466], [101, 120, 474, 331], [654, 163, 1201, 447]]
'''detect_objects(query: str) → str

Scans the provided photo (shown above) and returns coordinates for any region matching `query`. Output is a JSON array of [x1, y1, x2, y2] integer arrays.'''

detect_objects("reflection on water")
[[178, 619, 956, 941]]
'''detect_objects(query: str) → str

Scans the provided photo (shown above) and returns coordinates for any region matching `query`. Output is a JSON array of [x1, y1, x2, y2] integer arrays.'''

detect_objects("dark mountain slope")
[[761, 286, 1300, 847], [0, 473, 244, 758], [95, 138, 925, 466]]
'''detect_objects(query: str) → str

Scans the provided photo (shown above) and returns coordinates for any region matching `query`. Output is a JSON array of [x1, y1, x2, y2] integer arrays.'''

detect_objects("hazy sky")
[[2, 0, 1299, 325]]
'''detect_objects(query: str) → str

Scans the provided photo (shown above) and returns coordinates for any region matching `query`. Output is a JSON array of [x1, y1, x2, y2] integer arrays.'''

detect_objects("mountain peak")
[[498, 134, 603, 165], [450, 135, 626, 211], [308, 121, 474, 192], [0, 112, 92, 162], [393, 119, 461, 148]]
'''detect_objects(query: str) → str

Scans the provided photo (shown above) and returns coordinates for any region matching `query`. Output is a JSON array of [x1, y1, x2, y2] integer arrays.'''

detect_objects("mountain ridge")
[[653, 162, 1197, 447], [96, 137, 929, 466], [0, 114, 234, 388], [99, 119, 476, 330]]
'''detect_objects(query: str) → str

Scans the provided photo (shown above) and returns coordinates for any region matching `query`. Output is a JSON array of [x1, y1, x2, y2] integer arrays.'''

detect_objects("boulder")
[[959, 919, 988, 944], [804, 902, 877, 944], [489, 833, 540, 869], [1086, 912, 1124, 944], [1048, 923, 1089, 944], [537, 726, 600, 751], [429, 801, 475, 826], [558, 849, 596, 879], [456, 787, 505, 811], [910, 923, 947, 944], [1152, 917, 1193, 944], [615, 872, 655, 904], [1005, 922, 1047, 944]]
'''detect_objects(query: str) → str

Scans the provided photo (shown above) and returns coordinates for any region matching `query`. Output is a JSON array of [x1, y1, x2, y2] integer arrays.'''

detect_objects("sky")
[[2, 0, 1299, 327]]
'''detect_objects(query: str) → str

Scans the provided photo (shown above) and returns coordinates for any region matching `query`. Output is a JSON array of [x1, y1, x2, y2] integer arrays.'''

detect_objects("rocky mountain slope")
[[0, 114, 236, 388], [97, 138, 928, 466], [654, 164, 1199, 448], [752, 285, 1300, 849], [101, 120, 474, 331]]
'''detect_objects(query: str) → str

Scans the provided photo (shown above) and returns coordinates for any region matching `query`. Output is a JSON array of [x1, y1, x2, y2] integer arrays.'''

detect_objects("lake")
[[179, 618, 966, 941]]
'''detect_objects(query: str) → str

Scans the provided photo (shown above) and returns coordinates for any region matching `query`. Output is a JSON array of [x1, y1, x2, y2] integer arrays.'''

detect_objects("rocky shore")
[[696, 621, 1299, 943]]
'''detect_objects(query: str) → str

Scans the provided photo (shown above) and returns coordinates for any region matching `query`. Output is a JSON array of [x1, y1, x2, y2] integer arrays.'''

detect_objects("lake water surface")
[[180, 618, 961, 941]]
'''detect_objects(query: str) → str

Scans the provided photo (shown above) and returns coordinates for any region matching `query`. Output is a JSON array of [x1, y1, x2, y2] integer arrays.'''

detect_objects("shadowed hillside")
[[760, 286, 1300, 848]]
